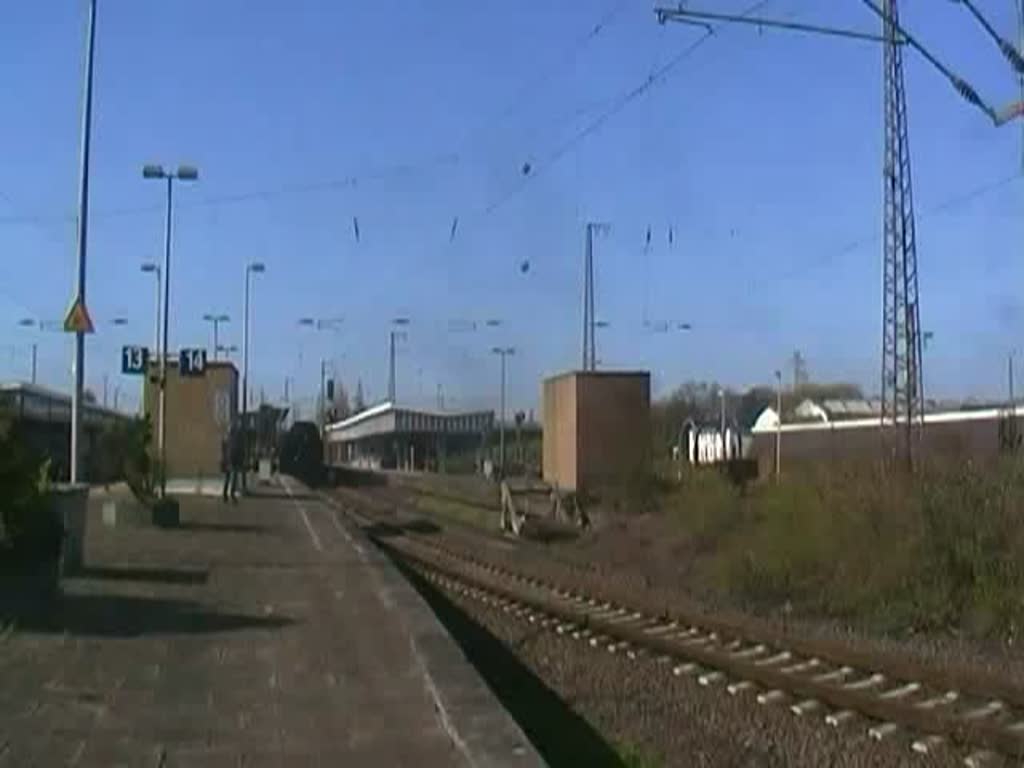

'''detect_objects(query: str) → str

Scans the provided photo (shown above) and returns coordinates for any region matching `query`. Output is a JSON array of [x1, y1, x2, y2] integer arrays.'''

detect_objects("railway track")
[[326, 492, 1024, 766]]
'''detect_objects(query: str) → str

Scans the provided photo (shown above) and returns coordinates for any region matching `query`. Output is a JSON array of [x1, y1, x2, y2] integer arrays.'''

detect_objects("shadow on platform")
[[396, 561, 627, 768], [3, 594, 294, 638], [176, 521, 271, 534], [79, 565, 209, 586]]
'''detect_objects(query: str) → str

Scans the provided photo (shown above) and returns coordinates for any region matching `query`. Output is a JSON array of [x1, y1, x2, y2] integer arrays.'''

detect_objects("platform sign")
[[179, 348, 207, 377], [121, 345, 149, 375]]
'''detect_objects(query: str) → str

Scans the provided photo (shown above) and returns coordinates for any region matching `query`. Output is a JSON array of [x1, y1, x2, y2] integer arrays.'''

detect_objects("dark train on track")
[[277, 420, 324, 486]]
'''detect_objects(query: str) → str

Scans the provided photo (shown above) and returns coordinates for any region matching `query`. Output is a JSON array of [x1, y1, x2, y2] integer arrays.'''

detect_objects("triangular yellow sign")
[[63, 297, 95, 334]]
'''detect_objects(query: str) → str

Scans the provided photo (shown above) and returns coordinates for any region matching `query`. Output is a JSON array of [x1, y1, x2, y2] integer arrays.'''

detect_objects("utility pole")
[[791, 350, 808, 391], [492, 347, 515, 476], [70, 0, 98, 484], [719, 388, 727, 461], [388, 318, 410, 402], [581, 222, 609, 371], [30, 343, 37, 385], [143, 163, 199, 496], [1009, 350, 1020, 451], [1010, 351, 1016, 406], [583, 223, 594, 371], [388, 332, 397, 402], [656, 3, 932, 471], [880, 0, 924, 470], [320, 358, 327, 429], [775, 369, 783, 480]]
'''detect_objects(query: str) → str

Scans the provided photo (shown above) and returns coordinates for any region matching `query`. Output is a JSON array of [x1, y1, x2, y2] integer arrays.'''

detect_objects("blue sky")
[[1, 0, 1022, 415]]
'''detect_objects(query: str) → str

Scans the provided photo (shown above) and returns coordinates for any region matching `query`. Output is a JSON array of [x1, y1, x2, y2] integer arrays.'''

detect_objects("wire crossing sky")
[[0, 1, 1021, 411]]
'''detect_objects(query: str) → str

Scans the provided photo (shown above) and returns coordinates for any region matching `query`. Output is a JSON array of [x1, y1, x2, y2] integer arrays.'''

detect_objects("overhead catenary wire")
[[478, 0, 775, 218], [951, 0, 1024, 75], [454, 0, 630, 158], [654, 6, 895, 43], [0, 154, 460, 229], [1018, 0, 1024, 171], [776, 173, 1021, 282], [859, 0, 1000, 123]]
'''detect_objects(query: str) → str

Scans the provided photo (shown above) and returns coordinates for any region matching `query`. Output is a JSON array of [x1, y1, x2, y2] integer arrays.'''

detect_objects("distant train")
[[277, 421, 324, 486]]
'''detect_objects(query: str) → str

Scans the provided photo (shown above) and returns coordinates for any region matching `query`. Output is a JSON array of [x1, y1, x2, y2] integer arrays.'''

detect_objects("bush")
[[0, 414, 61, 564], [94, 417, 155, 500], [664, 467, 743, 550], [665, 459, 1024, 639]]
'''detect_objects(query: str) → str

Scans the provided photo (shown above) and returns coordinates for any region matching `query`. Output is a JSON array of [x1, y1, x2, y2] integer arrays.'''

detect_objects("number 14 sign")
[[179, 348, 207, 377]]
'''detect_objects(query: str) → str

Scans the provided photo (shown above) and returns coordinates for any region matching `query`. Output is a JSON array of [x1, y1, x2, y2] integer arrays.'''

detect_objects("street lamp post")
[[17, 319, 61, 385], [143, 163, 198, 497], [203, 313, 230, 359], [17, 319, 38, 385], [140, 263, 161, 363], [298, 316, 343, 430], [492, 346, 515, 476], [241, 262, 266, 489]]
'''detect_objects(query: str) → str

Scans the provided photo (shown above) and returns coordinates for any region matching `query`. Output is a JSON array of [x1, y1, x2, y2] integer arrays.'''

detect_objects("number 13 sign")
[[121, 346, 149, 375]]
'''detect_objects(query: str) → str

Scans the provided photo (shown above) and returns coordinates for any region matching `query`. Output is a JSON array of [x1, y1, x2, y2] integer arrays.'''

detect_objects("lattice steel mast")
[[880, 0, 924, 467], [583, 223, 596, 371]]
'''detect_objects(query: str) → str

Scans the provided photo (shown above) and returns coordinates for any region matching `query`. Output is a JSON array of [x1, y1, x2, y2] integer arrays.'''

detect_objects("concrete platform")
[[0, 478, 543, 766]]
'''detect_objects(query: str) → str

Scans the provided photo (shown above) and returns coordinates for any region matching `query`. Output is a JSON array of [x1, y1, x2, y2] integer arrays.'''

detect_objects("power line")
[[454, 0, 629, 158], [477, 1, 777, 218], [776, 173, 1020, 282], [0, 154, 460, 229], [654, 7, 894, 43], [952, 0, 1024, 75], [859, 0, 1000, 123]]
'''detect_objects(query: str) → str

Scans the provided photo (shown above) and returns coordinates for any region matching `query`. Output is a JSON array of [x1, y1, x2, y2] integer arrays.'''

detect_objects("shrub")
[[0, 413, 61, 564], [93, 417, 155, 499], [664, 467, 743, 550], [696, 459, 1024, 638]]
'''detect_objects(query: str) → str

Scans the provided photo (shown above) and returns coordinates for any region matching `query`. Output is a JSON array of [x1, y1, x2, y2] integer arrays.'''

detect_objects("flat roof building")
[[0, 381, 132, 481], [324, 401, 494, 472]]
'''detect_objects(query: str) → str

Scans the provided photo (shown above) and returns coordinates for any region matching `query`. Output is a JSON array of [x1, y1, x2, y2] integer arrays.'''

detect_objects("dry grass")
[[666, 460, 1024, 639]]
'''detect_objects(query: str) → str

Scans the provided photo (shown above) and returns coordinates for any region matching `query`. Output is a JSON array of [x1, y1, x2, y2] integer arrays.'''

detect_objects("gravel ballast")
[[414, 564, 966, 768]]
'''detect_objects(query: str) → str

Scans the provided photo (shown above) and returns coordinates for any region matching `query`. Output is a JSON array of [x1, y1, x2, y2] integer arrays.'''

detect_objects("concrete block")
[[100, 497, 149, 528]]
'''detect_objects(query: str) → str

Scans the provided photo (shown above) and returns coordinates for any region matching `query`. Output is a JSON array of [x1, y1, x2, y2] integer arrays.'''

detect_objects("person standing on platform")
[[221, 421, 243, 503]]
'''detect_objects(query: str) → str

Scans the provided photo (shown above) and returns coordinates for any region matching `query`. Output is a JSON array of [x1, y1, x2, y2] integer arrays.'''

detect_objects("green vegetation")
[[412, 493, 500, 532], [668, 460, 1024, 639], [95, 416, 157, 498], [616, 741, 663, 768], [0, 410, 61, 564]]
